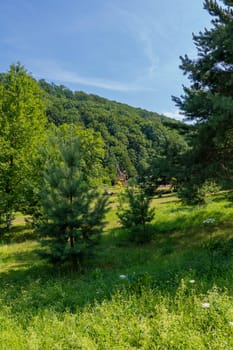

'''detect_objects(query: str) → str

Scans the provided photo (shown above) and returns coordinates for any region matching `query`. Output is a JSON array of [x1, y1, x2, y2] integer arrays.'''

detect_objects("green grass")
[[1, 193, 233, 349]]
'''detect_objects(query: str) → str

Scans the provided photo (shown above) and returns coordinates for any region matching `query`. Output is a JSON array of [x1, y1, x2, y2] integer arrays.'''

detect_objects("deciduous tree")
[[0, 63, 47, 229]]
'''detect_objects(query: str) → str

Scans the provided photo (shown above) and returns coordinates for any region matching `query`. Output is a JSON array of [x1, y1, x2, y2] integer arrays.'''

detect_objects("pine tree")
[[118, 186, 155, 243], [37, 139, 108, 270], [172, 0, 233, 185]]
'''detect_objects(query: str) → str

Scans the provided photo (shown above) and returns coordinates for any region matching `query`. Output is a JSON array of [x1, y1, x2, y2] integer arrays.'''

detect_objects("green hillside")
[[39, 80, 190, 182]]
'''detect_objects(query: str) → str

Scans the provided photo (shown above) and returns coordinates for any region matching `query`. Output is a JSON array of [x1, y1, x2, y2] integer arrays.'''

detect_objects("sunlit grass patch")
[[1, 193, 233, 348], [0, 240, 41, 273], [153, 195, 233, 235], [1, 282, 233, 349]]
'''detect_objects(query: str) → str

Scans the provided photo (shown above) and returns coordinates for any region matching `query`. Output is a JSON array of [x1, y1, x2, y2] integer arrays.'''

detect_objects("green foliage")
[[178, 179, 221, 206], [0, 63, 47, 229], [118, 186, 155, 243], [147, 127, 190, 192], [26, 123, 106, 226], [45, 123, 105, 185], [39, 80, 190, 183], [37, 138, 108, 270], [173, 0, 233, 185], [177, 184, 206, 205]]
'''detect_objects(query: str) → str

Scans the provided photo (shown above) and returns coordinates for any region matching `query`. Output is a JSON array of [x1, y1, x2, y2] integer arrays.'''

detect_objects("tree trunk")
[[70, 234, 78, 272], [6, 211, 13, 231]]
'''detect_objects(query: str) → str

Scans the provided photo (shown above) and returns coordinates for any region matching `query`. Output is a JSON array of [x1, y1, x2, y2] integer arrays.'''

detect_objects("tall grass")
[[1, 281, 233, 349], [153, 193, 233, 233], [1, 193, 233, 349]]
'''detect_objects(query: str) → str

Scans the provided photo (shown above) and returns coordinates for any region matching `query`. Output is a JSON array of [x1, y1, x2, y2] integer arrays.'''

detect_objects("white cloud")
[[137, 27, 159, 78], [30, 60, 155, 92], [162, 110, 184, 121], [111, 6, 162, 81]]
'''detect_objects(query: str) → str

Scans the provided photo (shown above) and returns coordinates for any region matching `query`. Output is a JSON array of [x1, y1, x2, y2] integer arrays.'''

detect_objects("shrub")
[[177, 184, 206, 205]]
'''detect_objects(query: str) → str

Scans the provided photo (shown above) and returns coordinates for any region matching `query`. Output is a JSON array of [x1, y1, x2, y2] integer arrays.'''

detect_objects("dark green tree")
[[147, 127, 190, 192], [37, 139, 108, 270], [172, 0, 233, 190], [118, 186, 155, 243]]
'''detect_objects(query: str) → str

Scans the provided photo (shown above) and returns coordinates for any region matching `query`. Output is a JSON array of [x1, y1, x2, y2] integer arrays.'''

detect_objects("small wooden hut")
[[114, 164, 128, 186]]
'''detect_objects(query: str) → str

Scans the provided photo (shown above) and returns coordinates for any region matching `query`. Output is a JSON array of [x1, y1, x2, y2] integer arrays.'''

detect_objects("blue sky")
[[0, 0, 211, 120]]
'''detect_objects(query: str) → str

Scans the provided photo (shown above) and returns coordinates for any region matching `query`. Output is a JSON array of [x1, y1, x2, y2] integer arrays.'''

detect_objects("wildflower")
[[119, 274, 127, 279], [201, 302, 210, 308], [229, 322, 233, 326], [189, 280, 195, 284], [203, 218, 215, 224]]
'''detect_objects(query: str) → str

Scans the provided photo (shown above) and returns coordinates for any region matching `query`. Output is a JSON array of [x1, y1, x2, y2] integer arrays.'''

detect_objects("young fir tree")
[[172, 0, 233, 190], [38, 139, 108, 270], [118, 186, 155, 243]]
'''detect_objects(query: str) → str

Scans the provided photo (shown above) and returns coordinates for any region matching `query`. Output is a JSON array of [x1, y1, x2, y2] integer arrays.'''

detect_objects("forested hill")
[[39, 79, 190, 182]]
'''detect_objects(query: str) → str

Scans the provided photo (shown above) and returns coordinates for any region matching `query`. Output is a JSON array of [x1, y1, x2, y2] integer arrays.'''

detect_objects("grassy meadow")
[[1, 192, 233, 349]]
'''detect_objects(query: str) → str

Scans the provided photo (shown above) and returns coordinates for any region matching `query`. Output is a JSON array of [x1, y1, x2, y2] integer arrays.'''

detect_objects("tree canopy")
[[39, 80, 190, 184], [37, 138, 108, 270], [0, 63, 47, 228], [173, 0, 233, 186]]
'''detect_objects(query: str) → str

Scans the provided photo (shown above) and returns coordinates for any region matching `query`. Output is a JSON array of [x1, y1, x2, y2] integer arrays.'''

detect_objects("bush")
[[177, 184, 206, 205], [178, 181, 220, 206]]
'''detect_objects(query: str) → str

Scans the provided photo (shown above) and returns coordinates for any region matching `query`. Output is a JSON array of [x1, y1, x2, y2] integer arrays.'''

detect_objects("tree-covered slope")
[[39, 80, 190, 182]]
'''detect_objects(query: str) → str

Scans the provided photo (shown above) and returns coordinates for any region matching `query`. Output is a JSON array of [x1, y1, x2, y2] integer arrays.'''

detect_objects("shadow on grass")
[[1, 244, 40, 267], [0, 225, 36, 243], [153, 193, 180, 206], [0, 257, 121, 316], [1, 222, 233, 318], [157, 199, 180, 206], [209, 193, 231, 203]]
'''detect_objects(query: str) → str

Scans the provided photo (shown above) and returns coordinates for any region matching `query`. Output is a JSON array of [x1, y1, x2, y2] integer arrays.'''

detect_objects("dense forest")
[[38, 79, 190, 182]]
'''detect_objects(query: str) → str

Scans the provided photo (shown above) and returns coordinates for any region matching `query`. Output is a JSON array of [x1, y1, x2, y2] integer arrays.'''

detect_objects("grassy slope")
[[1, 193, 233, 349]]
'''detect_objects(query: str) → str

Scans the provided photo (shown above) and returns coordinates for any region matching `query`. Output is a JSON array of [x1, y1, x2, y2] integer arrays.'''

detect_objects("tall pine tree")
[[173, 0, 233, 187]]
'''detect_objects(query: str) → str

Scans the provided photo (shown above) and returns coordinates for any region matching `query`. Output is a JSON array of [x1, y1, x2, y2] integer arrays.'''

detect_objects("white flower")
[[201, 302, 210, 308], [189, 280, 195, 284], [119, 274, 127, 279], [229, 322, 233, 326], [203, 218, 215, 224]]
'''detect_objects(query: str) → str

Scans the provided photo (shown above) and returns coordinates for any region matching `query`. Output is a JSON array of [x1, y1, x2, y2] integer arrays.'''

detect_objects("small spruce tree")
[[118, 186, 155, 243], [37, 139, 108, 270]]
